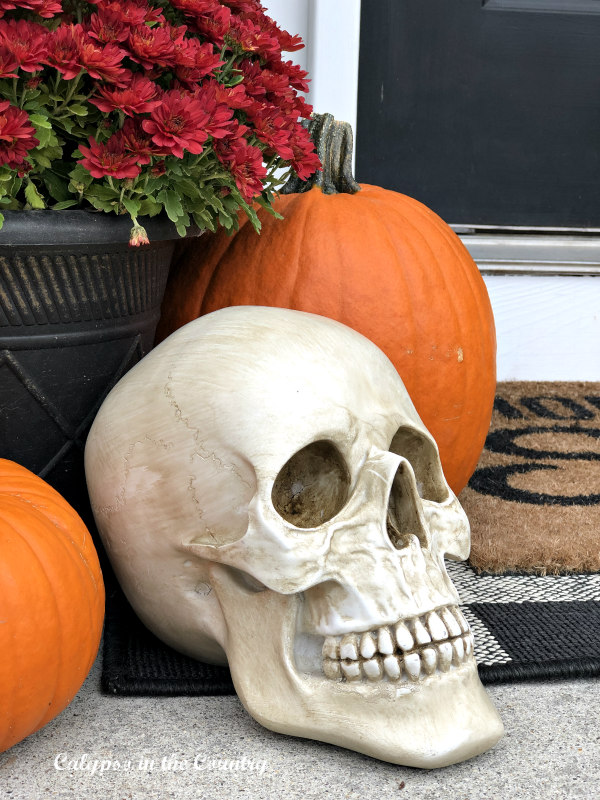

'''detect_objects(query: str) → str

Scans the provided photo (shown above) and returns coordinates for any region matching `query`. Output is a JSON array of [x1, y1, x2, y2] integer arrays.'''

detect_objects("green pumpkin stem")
[[281, 113, 361, 195]]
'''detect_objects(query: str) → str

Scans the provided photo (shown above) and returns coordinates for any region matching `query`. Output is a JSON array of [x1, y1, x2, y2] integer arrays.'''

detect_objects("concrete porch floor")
[[0, 650, 598, 800]]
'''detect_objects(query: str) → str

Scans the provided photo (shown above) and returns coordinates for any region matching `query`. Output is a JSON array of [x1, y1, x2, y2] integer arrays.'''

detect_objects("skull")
[[85, 306, 503, 768]]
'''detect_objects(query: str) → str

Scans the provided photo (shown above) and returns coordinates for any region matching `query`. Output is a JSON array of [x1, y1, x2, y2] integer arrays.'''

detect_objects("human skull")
[[85, 306, 503, 768]]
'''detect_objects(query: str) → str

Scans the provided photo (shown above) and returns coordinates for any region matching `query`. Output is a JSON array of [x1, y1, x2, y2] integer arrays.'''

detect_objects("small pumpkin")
[[0, 460, 104, 752], [157, 114, 496, 495]]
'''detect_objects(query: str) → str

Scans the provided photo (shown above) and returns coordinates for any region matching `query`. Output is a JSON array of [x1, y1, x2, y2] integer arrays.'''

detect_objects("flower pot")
[[0, 210, 197, 527]]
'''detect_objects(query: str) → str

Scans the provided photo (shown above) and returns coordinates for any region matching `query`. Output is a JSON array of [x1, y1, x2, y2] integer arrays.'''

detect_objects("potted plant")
[[0, 0, 320, 521]]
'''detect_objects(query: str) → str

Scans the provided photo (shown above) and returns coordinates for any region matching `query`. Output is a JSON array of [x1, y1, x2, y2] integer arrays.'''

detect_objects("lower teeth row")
[[323, 633, 474, 682]]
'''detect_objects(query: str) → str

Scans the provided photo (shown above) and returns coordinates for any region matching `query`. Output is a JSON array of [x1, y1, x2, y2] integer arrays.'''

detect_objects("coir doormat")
[[102, 382, 600, 694], [462, 381, 600, 575]]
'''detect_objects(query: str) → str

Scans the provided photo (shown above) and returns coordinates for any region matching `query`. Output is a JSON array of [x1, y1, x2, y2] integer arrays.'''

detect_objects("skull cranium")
[[85, 306, 503, 768]]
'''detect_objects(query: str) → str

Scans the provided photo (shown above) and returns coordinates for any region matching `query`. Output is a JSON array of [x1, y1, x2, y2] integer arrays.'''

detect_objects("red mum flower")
[[0, 101, 39, 169], [0, 0, 16, 18], [0, 43, 18, 78], [220, 0, 262, 12], [90, 73, 162, 115], [170, 0, 220, 16], [212, 82, 252, 109], [226, 17, 280, 59], [78, 134, 141, 179], [79, 36, 128, 86], [173, 38, 223, 85], [120, 117, 160, 164], [87, 8, 130, 44], [273, 28, 304, 53], [28, 0, 62, 17], [142, 90, 209, 158], [104, 0, 146, 26], [269, 58, 310, 93], [288, 126, 321, 181], [128, 23, 176, 70], [46, 24, 83, 80], [193, 3, 231, 46], [222, 141, 266, 201], [248, 108, 294, 160], [0, 19, 48, 73], [188, 83, 236, 139]]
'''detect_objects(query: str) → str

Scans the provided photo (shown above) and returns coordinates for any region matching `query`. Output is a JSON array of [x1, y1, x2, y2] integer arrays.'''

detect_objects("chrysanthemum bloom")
[[21, 0, 62, 18], [248, 108, 294, 161], [193, 3, 231, 47], [0, 0, 16, 19], [78, 37, 128, 85], [90, 73, 162, 115], [288, 128, 322, 181], [0, 19, 48, 72], [219, 140, 266, 200], [0, 100, 38, 168], [120, 118, 160, 164], [0, 43, 17, 78], [87, 8, 130, 45], [127, 22, 178, 70], [173, 38, 223, 85], [46, 24, 83, 79], [78, 134, 141, 179], [142, 90, 209, 158]]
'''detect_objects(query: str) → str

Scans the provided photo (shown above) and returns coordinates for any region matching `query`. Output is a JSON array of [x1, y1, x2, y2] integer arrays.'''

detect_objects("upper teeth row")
[[322, 605, 470, 662]]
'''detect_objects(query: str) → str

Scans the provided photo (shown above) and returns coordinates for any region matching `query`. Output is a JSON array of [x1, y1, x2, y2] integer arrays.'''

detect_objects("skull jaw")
[[211, 566, 504, 769]]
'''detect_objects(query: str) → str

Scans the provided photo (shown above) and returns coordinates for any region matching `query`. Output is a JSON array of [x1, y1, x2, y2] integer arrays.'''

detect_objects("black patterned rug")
[[102, 382, 600, 695], [102, 560, 600, 695]]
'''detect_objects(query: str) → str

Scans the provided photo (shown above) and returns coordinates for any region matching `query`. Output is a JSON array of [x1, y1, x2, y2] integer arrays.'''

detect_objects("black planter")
[[0, 210, 197, 527]]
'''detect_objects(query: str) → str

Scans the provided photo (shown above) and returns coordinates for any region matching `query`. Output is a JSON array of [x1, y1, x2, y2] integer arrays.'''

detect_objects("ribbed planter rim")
[[0, 209, 201, 246]]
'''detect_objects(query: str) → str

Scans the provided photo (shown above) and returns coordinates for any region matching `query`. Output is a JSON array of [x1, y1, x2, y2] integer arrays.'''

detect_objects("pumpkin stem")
[[281, 113, 361, 195]]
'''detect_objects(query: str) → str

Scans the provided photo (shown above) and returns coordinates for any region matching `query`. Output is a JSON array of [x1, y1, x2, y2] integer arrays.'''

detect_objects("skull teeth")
[[322, 605, 474, 683]]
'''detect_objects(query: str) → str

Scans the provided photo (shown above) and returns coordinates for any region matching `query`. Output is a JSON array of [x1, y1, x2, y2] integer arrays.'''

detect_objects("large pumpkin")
[[157, 115, 496, 495], [0, 460, 104, 752]]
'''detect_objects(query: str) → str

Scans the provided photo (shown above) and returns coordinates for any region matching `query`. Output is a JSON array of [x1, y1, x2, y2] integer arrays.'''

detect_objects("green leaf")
[[68, 164, 94, 188], [42, 170, 71, 202], [122, 197, 141, 219], [87, 184, 119, 201], [137, 197, 162, 217], [157, 189, 184, 223], [0, 211, 4, 229], [32, 153, 52, 169], [57, 117, 75, 134], [29, 113, 52, 129], [218, 210, 233, 229], [24, 181, 46, 209], [52, 200, 78, 210], [238, 197, 261, 233], [31, 117, 54, 149], [176, 178, 202, 200], [69, 104, 88, 117], [86, 195, 117, 213]]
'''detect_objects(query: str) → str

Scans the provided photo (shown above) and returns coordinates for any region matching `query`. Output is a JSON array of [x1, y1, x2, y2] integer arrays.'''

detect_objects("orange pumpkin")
[[0, 460, 105, 752], [157, 115, 496, 495]]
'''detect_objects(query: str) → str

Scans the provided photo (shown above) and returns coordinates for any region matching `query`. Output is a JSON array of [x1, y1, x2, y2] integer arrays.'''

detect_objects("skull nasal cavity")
[[271, 441, 350, 528]]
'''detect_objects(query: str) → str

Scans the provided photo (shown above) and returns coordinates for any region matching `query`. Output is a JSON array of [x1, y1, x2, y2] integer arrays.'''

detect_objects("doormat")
[[461, 381, 600, 575], [101, 382, 600, 694], [102, 560, 600, 693]]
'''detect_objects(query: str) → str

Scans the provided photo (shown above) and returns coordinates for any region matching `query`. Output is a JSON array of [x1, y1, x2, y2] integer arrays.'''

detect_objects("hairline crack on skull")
[[85, 305, 504, 769]]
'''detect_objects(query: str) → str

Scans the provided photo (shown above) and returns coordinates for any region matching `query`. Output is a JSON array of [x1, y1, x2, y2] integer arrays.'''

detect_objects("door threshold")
[[456, 230, 600, 276]]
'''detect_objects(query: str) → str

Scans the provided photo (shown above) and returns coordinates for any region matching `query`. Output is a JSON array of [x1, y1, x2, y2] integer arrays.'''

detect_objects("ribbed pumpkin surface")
[[0, 460, 104, 752], [157, 185, 496, 494]]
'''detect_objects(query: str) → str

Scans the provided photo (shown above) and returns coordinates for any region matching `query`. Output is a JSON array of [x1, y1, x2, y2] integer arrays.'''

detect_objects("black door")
[[356, 0, 600, 228]]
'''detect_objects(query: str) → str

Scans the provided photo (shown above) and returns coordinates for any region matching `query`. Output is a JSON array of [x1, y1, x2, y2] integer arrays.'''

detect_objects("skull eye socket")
[[271, 440, 350, 528], [389, 427, 449, 503]]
